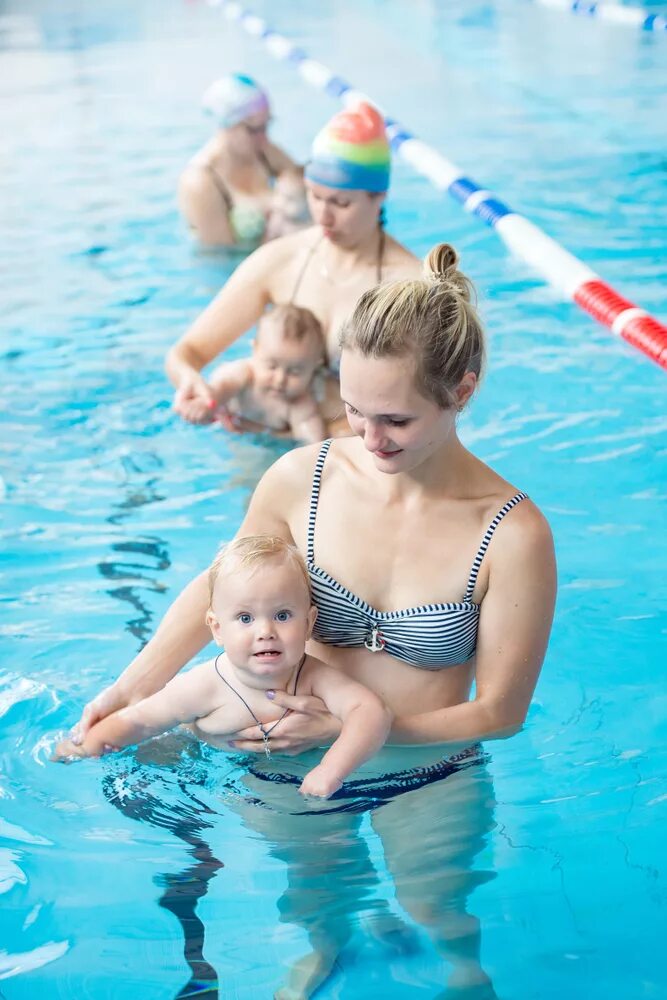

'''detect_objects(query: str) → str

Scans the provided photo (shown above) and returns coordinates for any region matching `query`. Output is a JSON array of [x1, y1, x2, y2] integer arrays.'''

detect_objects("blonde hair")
[[339, 243, 485, 408], [259, 304, 323, 350], [207, 535, 312, 606]]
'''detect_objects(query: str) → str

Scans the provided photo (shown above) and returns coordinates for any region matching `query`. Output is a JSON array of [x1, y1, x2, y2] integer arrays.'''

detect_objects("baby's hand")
[[299, 765, 343, 799], [52, 737, 88, 763], [51, 738, 117, 763]]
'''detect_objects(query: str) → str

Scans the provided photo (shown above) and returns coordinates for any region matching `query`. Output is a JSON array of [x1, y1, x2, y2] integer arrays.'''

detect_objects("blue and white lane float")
[[209, 0, 667, 371], [533, 0, 667, 33]]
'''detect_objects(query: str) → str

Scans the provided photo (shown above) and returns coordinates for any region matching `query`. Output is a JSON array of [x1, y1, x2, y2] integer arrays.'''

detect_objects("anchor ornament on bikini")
[[364, 626, 386, 652]]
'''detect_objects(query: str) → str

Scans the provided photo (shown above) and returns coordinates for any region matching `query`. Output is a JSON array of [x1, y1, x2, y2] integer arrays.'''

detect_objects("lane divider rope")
[[533, 0, 667, 32], [209, 0, 667, 370]]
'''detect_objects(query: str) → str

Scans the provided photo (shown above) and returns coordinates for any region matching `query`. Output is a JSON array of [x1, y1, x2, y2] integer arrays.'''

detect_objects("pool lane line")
[[533, 0, 667, 33], [209, 0, 667, 371]]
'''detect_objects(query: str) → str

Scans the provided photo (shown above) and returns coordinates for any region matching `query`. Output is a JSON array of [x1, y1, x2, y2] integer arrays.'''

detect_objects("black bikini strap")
[[204, 165, 233, 212], [463, 493, 528, 602], [290, 236, 322, 305], [258, 149, 277, 179], [307, 439, 333, 563], [377, 227, 385, 284], [292, 653, 306, 694]]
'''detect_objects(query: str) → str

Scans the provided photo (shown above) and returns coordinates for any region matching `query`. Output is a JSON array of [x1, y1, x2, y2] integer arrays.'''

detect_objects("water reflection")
[[102, 744, 498, 999]]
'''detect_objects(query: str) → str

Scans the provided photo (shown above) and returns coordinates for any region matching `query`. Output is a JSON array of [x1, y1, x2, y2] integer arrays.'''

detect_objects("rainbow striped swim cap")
[[201, 74, 270, 129], [305, 102, 391, 193]]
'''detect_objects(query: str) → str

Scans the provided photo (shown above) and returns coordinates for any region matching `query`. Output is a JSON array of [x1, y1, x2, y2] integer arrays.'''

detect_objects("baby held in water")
[[54, 536, 391, 798], [210, 304, 326, 442]]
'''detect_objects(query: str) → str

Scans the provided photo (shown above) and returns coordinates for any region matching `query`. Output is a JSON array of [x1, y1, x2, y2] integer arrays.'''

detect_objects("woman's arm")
[[166, 239, 282, 423], [58, 665, 218, 760], [243, 503, 556, 753], [178, 166, 236, 248], [264, 141, 301, 176], [391, 505, 557, 745], [73, 448, 311, 742]]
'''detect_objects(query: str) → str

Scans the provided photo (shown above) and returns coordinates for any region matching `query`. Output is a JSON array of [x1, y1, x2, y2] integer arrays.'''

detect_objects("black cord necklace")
[[213, 652, 306, 758]]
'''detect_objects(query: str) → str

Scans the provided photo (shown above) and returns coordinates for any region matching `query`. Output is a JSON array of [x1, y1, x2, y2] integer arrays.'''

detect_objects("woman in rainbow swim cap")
[[168, 101, 421, 433], [178, 73, 302, 248]]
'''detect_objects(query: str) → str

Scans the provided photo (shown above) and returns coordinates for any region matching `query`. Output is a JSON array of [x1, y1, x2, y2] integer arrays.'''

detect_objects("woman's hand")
[[70, 684, 125, 746], [173, 373, 216, 424], [229, 692, 341, 756]]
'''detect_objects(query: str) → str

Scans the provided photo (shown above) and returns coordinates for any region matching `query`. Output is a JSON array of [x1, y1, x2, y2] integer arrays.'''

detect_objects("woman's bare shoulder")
[[258, 441, 325, 494], [383, 233, 421, 277], [251, 226, 320, 277], [483, 484, 554, 570]]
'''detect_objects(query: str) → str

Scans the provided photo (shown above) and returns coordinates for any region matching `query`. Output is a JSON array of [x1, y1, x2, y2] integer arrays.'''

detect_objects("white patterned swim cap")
[[202, 73, 270, 128]]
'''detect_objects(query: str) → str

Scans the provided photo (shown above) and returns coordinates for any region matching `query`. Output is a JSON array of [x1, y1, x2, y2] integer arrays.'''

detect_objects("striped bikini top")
[[307, 440, 527, 670]]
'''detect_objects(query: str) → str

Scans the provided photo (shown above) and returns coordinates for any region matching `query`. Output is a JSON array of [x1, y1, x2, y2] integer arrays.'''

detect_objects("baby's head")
[[252, 304, 324, 400], [273, 171, 308, 222], [206, 535, 317, 678]]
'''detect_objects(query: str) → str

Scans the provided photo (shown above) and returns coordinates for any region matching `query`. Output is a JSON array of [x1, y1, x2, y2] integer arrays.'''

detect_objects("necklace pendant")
[[262, 732, 272, 759], [364, 626, 386, 653]]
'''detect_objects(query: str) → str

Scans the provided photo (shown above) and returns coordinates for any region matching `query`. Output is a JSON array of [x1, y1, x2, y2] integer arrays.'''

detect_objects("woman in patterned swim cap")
[[178, 73, 303, 248], [168, 101, 421, 434]]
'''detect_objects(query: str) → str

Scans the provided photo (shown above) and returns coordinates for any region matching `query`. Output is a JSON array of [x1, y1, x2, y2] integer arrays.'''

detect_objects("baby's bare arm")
[[208, 359, 253, 404], [288, 394, 327, 445], [54, 663, 221, 760], [299, 663, 392, 797]]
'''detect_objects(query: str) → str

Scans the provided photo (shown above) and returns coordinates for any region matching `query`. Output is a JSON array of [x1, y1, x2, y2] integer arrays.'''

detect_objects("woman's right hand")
[[173, 373, 217, 424], [70, 684, 126, 746]]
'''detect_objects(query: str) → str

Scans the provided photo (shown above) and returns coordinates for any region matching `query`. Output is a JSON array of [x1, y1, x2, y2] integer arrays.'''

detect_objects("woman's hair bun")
[[423, 242, 459, 282], [423, 242, 473, 302]]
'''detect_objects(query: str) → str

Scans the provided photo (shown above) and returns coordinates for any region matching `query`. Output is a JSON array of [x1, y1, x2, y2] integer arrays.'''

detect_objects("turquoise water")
[[1, 1, 666, 997]]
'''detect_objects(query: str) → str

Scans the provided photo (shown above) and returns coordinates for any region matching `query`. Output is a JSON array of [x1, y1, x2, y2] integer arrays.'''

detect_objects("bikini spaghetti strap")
[[377, 227, 385, 283], [307, 440, 333, 563], [291, 227, 385, 305], [463, 493, 528, 602], [204, 165, 233, 212], [290, 236, 323, 305]]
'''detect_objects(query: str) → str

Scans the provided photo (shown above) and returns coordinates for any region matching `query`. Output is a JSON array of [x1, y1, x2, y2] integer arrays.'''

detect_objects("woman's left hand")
[[229, 692, 341, 755]]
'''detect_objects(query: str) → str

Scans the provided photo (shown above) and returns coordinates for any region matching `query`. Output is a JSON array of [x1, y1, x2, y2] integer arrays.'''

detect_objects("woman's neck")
[[365, 433, 476, 502], [213, 130, 256, 169], [321, 225, 382, 273]]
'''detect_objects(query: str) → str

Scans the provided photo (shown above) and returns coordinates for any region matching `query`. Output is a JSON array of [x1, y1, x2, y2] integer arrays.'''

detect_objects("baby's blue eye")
[[275, 610, 291, 623], [238, 613, 253, 624]]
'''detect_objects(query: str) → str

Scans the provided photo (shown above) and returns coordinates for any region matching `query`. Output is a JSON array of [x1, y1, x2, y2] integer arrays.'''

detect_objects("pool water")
[[1, 1, 666, 997]]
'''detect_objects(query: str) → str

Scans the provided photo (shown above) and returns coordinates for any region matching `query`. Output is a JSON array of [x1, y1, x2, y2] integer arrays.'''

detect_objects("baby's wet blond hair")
[[207, 535, 312, 607]]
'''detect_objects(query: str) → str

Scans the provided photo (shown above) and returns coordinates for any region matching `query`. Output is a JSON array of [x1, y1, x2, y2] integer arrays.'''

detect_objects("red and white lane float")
[[208, 0, 667, 371]]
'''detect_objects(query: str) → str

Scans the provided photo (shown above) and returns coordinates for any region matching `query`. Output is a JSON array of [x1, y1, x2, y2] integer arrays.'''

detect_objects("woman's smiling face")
[[339, 349, 462, 474]]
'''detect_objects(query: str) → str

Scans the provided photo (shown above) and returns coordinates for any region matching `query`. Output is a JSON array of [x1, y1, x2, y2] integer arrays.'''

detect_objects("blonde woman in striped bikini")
[[75, 243, 556, 999]]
